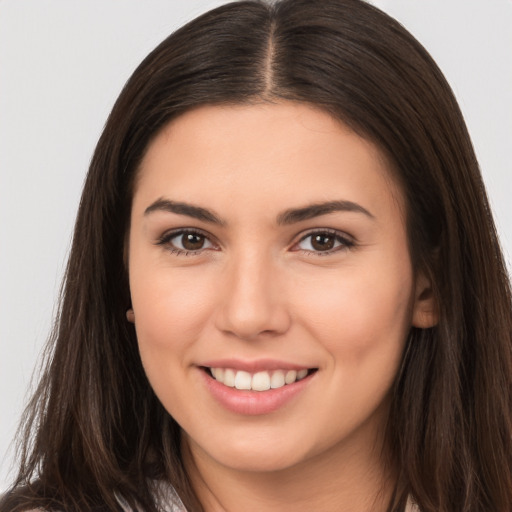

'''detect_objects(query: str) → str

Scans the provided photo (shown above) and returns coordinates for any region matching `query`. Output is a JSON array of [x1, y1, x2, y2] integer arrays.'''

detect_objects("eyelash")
[[293, 228, 355, 256], [156, 228, 217, 256], [155, 228, 355, 256]]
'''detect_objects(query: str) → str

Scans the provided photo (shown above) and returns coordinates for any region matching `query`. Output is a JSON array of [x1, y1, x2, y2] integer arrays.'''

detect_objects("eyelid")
[[155, 227, 219, 254], [290, 228, 355, 254], [154, 226, 355, 256]]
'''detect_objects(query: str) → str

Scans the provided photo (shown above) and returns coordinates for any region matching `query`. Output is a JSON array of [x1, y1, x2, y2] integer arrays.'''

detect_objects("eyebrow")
[[144, 198, 374, 225], [144, 198, 225, 225], [276, 200, 374, 225]]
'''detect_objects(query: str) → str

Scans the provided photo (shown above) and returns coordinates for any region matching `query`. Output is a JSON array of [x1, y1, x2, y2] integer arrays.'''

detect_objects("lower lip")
[[201, 369, 315, 416]]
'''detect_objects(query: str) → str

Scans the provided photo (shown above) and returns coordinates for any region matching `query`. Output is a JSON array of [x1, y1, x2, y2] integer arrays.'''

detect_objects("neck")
[[182, 417, 396, 512]]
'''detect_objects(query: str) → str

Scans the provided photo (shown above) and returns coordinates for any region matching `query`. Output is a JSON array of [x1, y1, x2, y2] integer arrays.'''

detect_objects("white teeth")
[[270, 370, 285, 389], [223, 368, 236, 387], [234, 370, 252, 390], [252, 371, 271, 391], [209, 367, 310, 391], [297, 369, 308, 380], [285, 370, 297, 384], [211, 367, 224, 381]]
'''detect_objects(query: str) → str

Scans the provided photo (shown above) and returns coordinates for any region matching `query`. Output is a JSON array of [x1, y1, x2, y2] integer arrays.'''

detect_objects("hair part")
[[3, 1, 512, 511]]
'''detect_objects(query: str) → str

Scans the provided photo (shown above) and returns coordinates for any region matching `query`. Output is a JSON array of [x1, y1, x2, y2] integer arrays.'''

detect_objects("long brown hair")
[[3, 1, 512, 511]]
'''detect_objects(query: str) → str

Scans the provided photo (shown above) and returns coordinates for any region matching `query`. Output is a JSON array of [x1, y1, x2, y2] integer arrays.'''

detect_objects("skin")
[[128, 102, 436, 512]]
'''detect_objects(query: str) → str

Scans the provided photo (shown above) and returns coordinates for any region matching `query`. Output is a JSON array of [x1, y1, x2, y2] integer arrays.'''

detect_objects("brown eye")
[[295, 230, 353, 254], [311, 233, 335, 251], [161, 230, 215, 253], [181, 233, 206, 250]]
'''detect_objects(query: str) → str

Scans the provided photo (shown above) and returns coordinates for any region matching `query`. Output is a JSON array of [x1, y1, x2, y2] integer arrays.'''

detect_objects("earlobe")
[[126, 308, 135, 323], [412, 271, 438, 328]]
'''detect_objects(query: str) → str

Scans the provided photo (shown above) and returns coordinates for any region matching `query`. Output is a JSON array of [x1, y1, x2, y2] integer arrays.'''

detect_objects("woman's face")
[[128, 102, 434, 474]]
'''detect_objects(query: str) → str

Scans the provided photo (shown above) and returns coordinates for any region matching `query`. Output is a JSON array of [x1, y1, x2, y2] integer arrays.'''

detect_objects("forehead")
[[134, 102, 404, 222]]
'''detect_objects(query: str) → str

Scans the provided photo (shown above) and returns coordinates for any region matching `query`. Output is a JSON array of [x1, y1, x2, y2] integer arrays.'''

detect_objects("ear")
[[412, 270, 438, 328], [126, 308, 135, 323]]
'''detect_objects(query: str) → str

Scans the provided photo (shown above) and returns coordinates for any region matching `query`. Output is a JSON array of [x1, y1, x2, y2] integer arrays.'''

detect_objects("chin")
[[184, 429, 314, 473]]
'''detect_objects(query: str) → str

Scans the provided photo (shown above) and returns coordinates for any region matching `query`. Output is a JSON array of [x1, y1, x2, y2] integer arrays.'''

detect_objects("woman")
[[3, 0, 512, 511]]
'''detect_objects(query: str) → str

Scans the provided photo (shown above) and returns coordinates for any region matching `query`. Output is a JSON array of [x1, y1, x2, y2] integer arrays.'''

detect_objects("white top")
[[115, 481, 421, 512], [406, 496, 421, 512], [23, 481, 421, 511], [115, 480, 186, 512]]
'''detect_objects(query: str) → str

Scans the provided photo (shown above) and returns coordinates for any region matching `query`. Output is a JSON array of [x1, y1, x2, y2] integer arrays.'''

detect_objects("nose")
[[214, 251, 291, 340]]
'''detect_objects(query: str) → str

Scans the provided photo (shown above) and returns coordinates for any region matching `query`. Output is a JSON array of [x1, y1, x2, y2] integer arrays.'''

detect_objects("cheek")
[[129, 267, 219, 421], [130, 267, 216, 355], [294, 261, 414, 364]]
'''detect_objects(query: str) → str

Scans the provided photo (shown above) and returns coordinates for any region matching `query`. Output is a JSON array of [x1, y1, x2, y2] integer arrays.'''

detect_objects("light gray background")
[[1, 0, 511, 492]]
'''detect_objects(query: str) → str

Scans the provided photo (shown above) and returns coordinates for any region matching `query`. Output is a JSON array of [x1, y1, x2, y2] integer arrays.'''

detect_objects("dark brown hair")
[[3, 1, 512, 511]]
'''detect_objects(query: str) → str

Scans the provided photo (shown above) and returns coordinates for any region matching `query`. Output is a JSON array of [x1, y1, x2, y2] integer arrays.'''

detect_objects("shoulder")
[[150, 479, 188, 512], [115, 479, 187, 512], [1, 480, 186, 512], [0, 491, 41, 512], [405, 496, 421, 512]]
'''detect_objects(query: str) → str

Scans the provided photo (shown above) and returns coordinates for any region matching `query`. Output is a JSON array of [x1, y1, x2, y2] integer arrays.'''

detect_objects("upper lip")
[[199, 358, 316, 373]]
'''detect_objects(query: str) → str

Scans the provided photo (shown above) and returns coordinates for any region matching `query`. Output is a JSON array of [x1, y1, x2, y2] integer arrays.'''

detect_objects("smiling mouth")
[[202, 367, 318, 391]]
